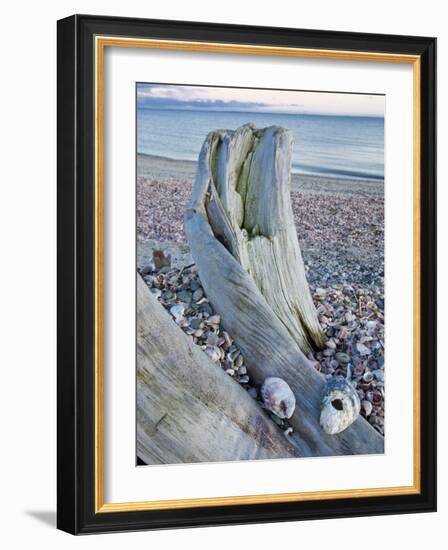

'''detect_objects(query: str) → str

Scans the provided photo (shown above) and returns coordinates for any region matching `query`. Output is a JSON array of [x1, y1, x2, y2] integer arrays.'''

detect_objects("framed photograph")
[[57, 14, 436, 534]]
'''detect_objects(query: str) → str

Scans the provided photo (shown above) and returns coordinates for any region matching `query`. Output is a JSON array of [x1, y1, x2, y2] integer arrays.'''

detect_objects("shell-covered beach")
[[137, 153, 385, 436]]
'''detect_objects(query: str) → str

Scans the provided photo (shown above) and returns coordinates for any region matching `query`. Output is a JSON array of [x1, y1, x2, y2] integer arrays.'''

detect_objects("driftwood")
[[185, 124, 384, 456], [197, 124, 325, 353], [136, 275, 299, 464]]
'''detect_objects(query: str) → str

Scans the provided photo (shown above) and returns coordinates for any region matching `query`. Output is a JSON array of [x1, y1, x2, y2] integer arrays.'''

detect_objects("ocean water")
[[137, 108, 384, 181]]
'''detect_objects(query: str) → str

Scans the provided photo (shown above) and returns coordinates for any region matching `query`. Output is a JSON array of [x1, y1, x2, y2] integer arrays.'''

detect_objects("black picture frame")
[[57, 14, 436, 534]]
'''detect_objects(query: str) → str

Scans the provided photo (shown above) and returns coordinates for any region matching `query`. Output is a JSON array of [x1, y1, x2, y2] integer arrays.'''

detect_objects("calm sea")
[[137, 108, 384, 181]]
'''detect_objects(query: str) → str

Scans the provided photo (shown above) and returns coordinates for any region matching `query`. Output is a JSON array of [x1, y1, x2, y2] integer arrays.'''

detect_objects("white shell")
[[261, 377, 296, 419], [320, 377, 360, 435]]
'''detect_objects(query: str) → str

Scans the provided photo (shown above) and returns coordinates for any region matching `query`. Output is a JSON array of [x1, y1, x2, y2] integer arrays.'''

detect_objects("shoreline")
[[137, 152, 384, 198]]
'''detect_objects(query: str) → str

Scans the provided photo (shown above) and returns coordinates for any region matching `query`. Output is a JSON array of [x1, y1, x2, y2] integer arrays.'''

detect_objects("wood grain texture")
[[185, 126, 384, 456], [201, 125, 324, 352], [137, 274, 300, 463]]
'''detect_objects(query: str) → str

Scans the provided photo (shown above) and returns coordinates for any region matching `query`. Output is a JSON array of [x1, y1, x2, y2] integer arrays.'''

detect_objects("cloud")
[[137, 84, 384, 117]]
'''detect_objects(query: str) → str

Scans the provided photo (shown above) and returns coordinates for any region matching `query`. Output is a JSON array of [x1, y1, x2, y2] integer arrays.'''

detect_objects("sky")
[[137, 84, 384, 118]]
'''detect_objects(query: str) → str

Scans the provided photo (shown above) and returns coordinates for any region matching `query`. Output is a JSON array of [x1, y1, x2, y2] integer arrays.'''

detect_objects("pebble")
[[169, 304, 185, 319], [151, 288, 162, 299], [374, 369, 384, 382], [335, 352, 350, 365], [192, 288, 204, 301], [190, 318, 202, 330], [200, 303, 213, 315], [207, 314, 221, 325], [356, 343, 371, 356], [177, 290, 192, 302]]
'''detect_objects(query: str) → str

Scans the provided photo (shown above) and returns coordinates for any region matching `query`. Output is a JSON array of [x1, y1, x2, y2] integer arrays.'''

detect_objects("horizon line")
[[136, 105, 384, 119]]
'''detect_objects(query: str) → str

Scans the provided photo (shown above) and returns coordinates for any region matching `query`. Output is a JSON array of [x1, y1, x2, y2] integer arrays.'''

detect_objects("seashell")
[[222, 331, 233, 349], [314, 288, 327, 301], [361, 399, 373, 416], [229, 348, 240, 362], [325, 339, 337, 349], [206, 314, 221, 325], [169, 304, 185, 320], [356, 343, 371, 356], [206, 332, 220, 347], [204, 345, 222, 362], [373, 369, 384, 382], [362, 370, 374, 383], [320, 376, 360, 435], [151, 288, 162, 299], [261, 377, 296, 419]]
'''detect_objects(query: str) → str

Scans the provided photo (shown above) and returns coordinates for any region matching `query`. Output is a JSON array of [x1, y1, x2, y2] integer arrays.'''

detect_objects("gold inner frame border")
[[94, 36, 421, 513]]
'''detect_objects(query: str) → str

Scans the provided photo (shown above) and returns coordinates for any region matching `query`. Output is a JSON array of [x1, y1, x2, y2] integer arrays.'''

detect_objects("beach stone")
[[361, 400, 373, 416], [192, 288, 204, 301], [374, 369, 384, 382], [335, 352, 350, 365], [200, 303, 213, 315], [177, 290, 192, 302], [169, 304, 185, 319], [162, 290, 173, 300], [190, 318, 202, 330], [356, 343, 371, 356]]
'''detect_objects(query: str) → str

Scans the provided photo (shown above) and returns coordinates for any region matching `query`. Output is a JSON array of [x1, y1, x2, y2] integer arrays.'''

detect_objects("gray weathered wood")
[[136, 275, 300, 464], [185, 125, 383, 456], [202, 124, 325, 352]]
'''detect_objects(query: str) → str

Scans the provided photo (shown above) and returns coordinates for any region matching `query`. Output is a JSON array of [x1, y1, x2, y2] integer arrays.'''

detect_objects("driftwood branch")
[[137, 275, 300, 464], [185, 125, 384, 456]]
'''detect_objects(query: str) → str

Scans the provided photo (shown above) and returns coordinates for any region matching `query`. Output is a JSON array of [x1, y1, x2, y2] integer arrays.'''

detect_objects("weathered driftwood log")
[[136, 275, 299, 464], [185, 125, 383, 456], [202, 124, 325, 353]]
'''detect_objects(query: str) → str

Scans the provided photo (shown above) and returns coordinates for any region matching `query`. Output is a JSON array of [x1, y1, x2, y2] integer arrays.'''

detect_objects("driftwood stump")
[[185, 124, 383, 456]]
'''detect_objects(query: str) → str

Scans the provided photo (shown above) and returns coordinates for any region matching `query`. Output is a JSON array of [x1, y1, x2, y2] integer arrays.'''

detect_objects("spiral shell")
[[261, 377, 296, 419], [320, 376, 360, 435]]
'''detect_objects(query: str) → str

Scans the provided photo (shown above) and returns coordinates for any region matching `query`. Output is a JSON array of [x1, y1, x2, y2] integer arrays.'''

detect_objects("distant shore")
[[137, 153, 384, 198]]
